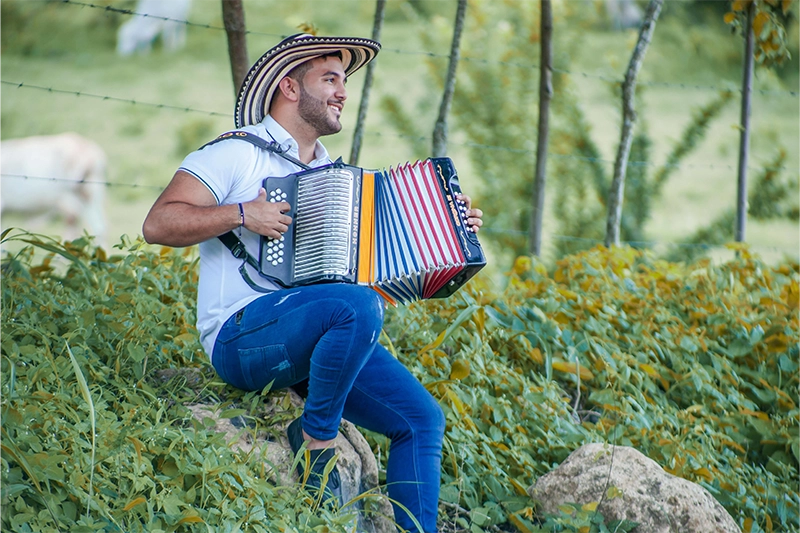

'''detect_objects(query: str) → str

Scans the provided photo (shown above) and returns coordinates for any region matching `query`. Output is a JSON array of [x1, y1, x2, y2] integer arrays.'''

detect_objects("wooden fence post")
[[432, 0, 468, 158], [735, 0, 755, 242], [221, 0, 249, 97], [350, 0, 387, 166], [604, 0, 663, 248], [529, 0, 553, 257]]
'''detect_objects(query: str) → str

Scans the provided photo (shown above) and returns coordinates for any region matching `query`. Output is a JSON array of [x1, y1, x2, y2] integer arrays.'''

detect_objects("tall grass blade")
[[66, 342, 96, 518]]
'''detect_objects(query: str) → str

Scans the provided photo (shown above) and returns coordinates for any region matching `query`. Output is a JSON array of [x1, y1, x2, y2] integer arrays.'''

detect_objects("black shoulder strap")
[[206, 131, 310, 294], [202, 131, 312, 170]]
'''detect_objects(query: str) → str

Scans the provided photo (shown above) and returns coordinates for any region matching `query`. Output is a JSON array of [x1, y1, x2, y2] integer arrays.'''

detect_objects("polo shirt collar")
[[262, 115, 331, 166]]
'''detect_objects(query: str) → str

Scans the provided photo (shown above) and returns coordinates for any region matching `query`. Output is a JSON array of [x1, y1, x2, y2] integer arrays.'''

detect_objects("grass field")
[[1, 0, 798, 273]]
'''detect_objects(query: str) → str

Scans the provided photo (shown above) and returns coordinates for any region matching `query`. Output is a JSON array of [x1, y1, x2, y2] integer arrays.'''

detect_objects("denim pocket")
[[239, 344, 295, 391]]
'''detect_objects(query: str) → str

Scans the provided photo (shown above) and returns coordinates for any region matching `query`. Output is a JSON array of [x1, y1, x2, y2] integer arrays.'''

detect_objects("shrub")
[[2, 232, 797, 532]]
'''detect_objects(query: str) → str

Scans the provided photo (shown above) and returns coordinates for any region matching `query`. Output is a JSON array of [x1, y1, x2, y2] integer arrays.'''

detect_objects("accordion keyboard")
[[293, 168, 356, 280]]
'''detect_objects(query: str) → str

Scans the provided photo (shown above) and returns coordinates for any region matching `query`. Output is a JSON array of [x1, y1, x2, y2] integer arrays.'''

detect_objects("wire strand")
[[48, 0, 800, 98]]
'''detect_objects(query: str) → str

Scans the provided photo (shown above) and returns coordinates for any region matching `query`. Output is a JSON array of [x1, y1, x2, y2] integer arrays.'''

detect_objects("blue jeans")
[[212, 283, 444, 532]]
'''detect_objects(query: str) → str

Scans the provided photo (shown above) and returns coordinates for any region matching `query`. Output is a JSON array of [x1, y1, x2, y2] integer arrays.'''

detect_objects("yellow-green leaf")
[[123, 497, 146, 511], [418, 305, 479, 355], [510, 478, 529, 496], [176, 515, 204, 525], [582, 501, 599, 511], [753, 11, 769, 36], [450, 359, 470, 380], [694, 467, 713, 482], [509, 511, 535, 533], [445, 387, 466, 414], [552, 359, 594, 381], [639, 363, 662, 379]]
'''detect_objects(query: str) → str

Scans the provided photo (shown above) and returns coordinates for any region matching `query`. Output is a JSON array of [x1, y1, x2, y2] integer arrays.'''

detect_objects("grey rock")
[[187, 390, 395, 533], [528, 443, 740, 533]]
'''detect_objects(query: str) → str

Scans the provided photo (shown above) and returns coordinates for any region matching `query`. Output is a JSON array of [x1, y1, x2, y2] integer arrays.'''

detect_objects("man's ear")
[[277, 76, 300, 104]]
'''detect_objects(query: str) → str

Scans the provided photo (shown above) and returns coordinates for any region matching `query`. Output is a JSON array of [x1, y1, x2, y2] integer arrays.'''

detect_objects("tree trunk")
[[432, 0, 468, 157], [350, 0, 387, 166], [529, 0, 553, 257], [222, 0, 249, 97], [604, 0, 663, 247], [735, 1, 755, 242]]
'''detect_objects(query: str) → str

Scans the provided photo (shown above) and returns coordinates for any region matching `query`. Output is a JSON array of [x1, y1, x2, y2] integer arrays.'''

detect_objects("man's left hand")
[[456, 193, 483, 233]]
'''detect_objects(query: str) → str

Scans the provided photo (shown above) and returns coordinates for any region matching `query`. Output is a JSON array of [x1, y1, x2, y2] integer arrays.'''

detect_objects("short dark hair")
[[286, 51, 344, 84]]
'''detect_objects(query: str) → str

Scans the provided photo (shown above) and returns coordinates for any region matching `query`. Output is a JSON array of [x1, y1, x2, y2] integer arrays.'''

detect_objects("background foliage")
[[2, 233, 798, 532], [1, 0, 798, 274], [380, 0, 799, 267]]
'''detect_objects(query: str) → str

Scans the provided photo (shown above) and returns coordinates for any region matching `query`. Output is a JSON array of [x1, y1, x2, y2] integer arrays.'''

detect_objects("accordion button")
[[272, 260, 279, 266], [276, 188, 282, 194], [278, 251, 284, 256], [278, 258, 284, 263], [279, 243, 284, 249]]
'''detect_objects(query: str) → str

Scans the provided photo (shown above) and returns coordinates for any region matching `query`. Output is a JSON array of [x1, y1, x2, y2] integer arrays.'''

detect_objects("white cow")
[[116, 0, 193, 57], [605, 0, 643, 31], [1, 133, 108, 245]]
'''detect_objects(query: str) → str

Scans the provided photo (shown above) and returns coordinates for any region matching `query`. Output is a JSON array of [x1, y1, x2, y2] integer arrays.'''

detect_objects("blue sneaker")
[[286, 417, 343, 508]]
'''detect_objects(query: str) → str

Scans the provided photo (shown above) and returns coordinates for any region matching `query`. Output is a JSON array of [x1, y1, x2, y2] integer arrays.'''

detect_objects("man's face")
[[296, 55, 347, 137]]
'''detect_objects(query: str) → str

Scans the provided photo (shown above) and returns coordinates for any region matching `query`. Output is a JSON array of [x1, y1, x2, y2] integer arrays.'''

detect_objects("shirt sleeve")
[[178, 139, 263, 205]]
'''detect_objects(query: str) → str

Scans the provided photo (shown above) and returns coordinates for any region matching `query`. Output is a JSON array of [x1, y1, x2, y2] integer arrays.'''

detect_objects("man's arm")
[[142, 170, 292, 247]]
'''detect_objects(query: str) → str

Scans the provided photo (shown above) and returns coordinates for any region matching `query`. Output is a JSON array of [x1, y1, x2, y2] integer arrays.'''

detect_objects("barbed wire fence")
[[2, 0, 798, 257]]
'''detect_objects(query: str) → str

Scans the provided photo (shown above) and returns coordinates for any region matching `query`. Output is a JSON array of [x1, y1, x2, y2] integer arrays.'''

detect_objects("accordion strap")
[[205, 131, 311, 293], [202, 131, 312, 171]]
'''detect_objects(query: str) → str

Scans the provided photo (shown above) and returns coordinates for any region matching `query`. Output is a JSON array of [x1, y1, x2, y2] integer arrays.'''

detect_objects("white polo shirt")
[[179, 115, 333, 359]]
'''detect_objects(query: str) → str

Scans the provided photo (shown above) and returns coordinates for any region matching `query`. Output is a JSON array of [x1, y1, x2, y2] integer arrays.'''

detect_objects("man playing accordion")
[[143, 33, 483, 532]]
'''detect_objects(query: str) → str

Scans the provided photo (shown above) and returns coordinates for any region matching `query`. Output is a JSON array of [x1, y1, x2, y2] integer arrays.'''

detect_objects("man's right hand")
[[243, 187, 293, 240]]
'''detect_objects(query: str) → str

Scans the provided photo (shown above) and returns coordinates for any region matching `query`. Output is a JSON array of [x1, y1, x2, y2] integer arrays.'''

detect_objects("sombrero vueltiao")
[[234, 33, 381, 128]]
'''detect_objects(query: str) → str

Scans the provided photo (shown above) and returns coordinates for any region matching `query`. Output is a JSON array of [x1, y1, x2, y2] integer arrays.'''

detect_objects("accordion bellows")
[[259, 157, 486, 304]]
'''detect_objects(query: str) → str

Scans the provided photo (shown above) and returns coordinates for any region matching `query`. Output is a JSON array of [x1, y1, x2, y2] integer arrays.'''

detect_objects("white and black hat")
[[234, 33, 381, 128]]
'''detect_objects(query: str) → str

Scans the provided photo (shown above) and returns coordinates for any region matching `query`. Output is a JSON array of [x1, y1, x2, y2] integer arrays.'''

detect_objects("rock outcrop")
[[187, 389, 395, 533], [528, 443, 740, 533]]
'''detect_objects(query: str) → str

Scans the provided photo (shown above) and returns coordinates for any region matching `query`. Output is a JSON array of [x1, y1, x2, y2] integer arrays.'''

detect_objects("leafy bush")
[[2, 231, 798, 533], [382, 244, 799, 532], [0, 232, 368, 533]]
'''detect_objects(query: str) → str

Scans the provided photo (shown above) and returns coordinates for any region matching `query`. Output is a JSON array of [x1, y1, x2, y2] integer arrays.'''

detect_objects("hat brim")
[[235, 35, 381, 128]]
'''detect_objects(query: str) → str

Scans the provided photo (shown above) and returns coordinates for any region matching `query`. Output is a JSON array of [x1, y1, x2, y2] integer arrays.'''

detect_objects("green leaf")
[[792, 439, 800, 463], [470, 506, 491, 527], [607, 519, 640, 532], [418, 304, 479, 354], [680, 336, 699, 353], [218, 408, 247, 419], [1, 483, 30, 500], [724, 338, 753, 358]]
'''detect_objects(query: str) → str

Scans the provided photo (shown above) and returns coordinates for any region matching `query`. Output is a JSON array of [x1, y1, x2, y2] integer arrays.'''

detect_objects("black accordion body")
[[258, 157, 485, 304]]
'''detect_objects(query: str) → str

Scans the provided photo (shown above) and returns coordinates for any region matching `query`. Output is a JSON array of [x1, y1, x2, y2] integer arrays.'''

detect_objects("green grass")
[[1, 0, 798, 271]]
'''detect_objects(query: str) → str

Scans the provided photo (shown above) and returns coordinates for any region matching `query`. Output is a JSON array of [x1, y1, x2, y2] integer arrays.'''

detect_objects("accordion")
[[257, 157, 486, 304]]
